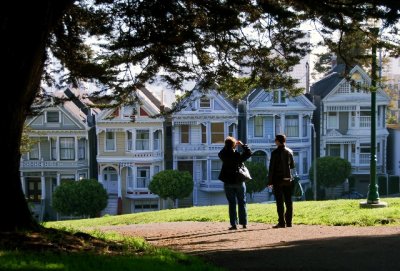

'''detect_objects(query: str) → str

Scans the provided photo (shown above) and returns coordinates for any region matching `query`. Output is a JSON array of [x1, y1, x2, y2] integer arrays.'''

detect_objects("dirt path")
[[99, 222, 400, 271]]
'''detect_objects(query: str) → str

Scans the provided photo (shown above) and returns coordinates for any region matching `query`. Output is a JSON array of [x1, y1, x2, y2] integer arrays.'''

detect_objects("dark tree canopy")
[[1, 0, 399, 231]]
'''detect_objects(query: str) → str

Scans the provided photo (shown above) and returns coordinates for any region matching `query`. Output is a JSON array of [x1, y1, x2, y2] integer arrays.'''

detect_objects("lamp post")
[[360, 20, 387, 208], [310, 123, 317, 200]]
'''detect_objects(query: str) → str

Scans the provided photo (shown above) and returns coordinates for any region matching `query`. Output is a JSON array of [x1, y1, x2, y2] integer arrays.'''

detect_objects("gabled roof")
[[246, 87, 315, 112], [173, 84, 237, 115], [26, 88, 93, 129], [310, 64, 346, 98], [96, 87, 163, 121]]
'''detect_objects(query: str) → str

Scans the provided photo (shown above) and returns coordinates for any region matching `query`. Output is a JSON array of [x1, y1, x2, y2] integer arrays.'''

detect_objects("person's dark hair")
[[275, 134, 286, 144], [224, 136, 237, 149]]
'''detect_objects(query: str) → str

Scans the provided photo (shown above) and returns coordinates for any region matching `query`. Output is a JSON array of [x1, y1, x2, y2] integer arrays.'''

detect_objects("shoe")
[[242, 225, 247, 229], [286, 224, 292, 227], [229, 226, 237, 230], [272, 224, 285, 228]]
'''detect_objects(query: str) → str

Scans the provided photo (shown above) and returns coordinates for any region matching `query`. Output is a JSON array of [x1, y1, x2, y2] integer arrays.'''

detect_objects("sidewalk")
[[100, 222, 400, 271]]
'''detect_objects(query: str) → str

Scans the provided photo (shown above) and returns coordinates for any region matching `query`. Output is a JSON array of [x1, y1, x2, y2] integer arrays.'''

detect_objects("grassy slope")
[[46, 198, 400, 229]]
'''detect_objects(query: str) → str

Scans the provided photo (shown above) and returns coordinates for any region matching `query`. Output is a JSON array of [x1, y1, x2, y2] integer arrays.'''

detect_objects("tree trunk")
[[0, 1, 73, 232]]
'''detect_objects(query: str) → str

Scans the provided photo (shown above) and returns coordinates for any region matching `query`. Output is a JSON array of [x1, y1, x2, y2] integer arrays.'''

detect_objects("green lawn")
[[46, 198, 400, 230], [1, 198, 399, 271]]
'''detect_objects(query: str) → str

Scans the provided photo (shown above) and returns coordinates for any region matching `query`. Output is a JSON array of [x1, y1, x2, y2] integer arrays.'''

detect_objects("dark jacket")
[[218, 144, 252, 184], [267, 145, 295, 185]]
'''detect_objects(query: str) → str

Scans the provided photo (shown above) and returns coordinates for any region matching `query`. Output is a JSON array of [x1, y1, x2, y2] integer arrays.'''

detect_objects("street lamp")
[[360, 19, 387, 208], [310, 123, 317, 200]]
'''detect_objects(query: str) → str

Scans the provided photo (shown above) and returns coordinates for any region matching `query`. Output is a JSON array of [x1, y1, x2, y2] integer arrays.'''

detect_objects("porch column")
[[41, 173, 45, 200], [75, 136, 79, 161], [117, 168, 122, 215], [56, 136, 60, 161]]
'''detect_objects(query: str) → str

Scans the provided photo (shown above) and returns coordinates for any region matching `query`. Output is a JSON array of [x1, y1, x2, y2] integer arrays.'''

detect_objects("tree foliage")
[[52, 179, 108, 217], [245, 161, 268, 196], [309, 157, 352, 188], [149, 170, 193, 206]]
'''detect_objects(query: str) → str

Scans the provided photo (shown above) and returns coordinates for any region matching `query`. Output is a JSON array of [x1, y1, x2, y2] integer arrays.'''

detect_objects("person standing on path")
[[267, 134, 295, 228], [218, 136, 252, 230]]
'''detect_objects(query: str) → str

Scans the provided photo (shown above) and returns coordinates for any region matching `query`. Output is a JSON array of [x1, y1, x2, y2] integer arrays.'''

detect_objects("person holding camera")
[[218, 136, 252, 230]]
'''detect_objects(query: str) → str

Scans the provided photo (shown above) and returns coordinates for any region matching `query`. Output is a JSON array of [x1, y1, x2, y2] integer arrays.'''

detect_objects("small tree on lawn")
[[52, 179, 108, 218], [245, 161, 268, 200], [309, 157, 352, 197], [149, 170, 193, 208]]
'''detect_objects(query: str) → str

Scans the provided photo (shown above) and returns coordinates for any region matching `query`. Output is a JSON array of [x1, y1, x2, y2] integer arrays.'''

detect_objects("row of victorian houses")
[[21, 64, 395, 221]]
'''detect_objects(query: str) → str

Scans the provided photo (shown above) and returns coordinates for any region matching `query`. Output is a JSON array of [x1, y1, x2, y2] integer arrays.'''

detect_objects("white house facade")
[[20, 89, 98, 221], [95, 88, 165, 214], [171, 87, 238, 207], [246, 88, 316, 201], [311, 65, 390, 195]]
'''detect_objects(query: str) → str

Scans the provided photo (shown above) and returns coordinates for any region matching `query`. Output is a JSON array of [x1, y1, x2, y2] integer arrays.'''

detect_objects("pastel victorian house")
[[310, 64, 390, 195], [245, 88, 316, 200], [96, 88, 165, 214], [20, 89, 98, 221], [171, 86, 238, 207]]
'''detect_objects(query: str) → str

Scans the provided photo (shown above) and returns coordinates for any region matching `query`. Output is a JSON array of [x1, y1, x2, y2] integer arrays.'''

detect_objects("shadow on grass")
[[0, 251, 220, 271], [195, 233, 400, 271]]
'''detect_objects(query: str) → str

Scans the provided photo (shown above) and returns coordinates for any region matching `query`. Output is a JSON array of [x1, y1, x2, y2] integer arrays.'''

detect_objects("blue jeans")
[[224, 183, 247, 226]]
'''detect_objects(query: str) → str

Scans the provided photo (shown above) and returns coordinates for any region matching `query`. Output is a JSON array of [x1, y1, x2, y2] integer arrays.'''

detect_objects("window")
[[211, 123, 224, 143], [327, 112, 338, 129], [134, 199, 158, 212], [29, 142, 39, 160], [50, 138, 57, 160], [137, 167, 150, 188], [78, 138, 85, 160], [46, 111, 59, 123], [275, 115, 281, 134], [136, 130, 150, 150], [26, 178, 41, 202], [254, 116, 263, 137], [360, 143, 370, 154], [273, 90, 286, 104], [302, 116, 308, 137], [105, 131, 116, 151], [302, 155, 308, 175], [211, 160, 222, 180], [285, 115, 299, 137], [200, 97, 211, 108], [126, 167, 134, 189], [180, 125, 190, 143], [126, 131, 133, 151], [201, 124, 207, 144], [228, 124, 235, 137], [60, 137, 75, 160], [327, 144, 341, 157], [202, 160, 207, 181], [153, 131, 160, 150]]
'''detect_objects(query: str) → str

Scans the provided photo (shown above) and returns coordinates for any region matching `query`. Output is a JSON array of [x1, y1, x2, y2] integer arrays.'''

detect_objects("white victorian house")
[[310, 64, 390, 195], [96, 88, 165, 214], [171, 86, 238, 206], [20, 88, 98, 221], [245, 88, 316, 201]]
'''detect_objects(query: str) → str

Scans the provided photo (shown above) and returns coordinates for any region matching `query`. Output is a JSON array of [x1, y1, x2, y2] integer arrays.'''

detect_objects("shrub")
[[309, 156, 352, 188], [149, 170, 193, 207], [245, 161, 268, 196], [52, 179, 108, 217]]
